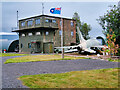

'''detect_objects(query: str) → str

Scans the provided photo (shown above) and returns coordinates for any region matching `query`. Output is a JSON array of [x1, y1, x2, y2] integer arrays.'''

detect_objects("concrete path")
[[2, 56, 119, 88]]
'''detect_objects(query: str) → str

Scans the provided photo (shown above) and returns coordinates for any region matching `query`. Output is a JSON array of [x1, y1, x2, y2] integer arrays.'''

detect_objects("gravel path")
[[2, 56, 119, 88]]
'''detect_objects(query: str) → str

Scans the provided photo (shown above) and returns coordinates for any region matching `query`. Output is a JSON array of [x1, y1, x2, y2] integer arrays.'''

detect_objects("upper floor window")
[[28, 33, 32, 36], [60, 20, 62, 26], [71, 31, 74, 36], [36, 32, 41, 35], [59, 30, 62, 35], [35, 19, 40, 25], [52, 20, 56, 23], [71, 21, 74, 27], [21, 33, 25, 37], [46, 31, 49, 35], [21, 21, 25, 27], [27, 20, 33, 26], [45, 19, 49, 23]]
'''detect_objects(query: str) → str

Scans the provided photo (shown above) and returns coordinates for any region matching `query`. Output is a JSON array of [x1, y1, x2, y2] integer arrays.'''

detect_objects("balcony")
[[19, 17, 58, 30]]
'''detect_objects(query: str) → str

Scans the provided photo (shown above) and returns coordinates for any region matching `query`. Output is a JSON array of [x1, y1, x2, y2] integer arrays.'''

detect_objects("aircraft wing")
[[54, 45, 79, 53], [83, 48, 96, 53], [55, 45, 79, 49], [93, 45, 108, 48]]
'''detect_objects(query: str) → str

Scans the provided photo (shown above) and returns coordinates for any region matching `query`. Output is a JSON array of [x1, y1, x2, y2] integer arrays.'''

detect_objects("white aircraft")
[[68, 26, 105, 54], [54, 22, 106, 54], [0, 32, 19, 52]]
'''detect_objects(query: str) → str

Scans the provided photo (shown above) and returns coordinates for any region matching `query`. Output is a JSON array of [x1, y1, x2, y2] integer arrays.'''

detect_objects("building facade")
[[13, 15, 76, 53]]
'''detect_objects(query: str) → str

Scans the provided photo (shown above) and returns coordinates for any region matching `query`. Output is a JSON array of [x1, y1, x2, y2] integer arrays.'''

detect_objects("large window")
[[21, 21, 25, 27], [35, 19, 40, 25], [27, 20, 33, 26]]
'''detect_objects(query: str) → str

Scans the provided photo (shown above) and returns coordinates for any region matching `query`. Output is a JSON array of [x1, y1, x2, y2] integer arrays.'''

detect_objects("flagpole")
[[60, 7, 64, 59], [50, 7, 64, 58]]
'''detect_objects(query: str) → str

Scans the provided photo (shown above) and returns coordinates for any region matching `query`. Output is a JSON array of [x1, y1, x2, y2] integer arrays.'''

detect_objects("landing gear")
[[77, 47, 82, 54]]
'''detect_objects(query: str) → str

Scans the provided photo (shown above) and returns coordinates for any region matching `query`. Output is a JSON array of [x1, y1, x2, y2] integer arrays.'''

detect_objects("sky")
[[1, 1, 119, 38]]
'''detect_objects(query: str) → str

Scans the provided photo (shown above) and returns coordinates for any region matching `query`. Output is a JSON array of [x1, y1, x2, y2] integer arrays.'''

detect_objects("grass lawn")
[[0, 53, 28, 57], [4, 54, 88, 64], [108, 58, 120, 62], [18, 68, 119, 88]]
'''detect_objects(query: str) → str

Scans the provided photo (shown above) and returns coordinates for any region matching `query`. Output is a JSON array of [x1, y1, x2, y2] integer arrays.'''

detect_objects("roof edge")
[[19, 14, 75, 21]]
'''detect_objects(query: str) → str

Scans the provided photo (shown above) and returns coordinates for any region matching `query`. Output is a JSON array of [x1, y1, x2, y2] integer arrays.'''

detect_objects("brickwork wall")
[[54, 18, 76, 47]]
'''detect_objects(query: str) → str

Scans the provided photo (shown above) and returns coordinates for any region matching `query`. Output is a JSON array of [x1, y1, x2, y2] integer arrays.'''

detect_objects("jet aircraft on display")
[[54, 18, 106, 54]]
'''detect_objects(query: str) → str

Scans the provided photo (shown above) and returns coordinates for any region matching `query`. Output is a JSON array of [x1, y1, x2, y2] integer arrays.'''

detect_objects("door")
[[43, 42, 54, 53], [35, 42, 40, 52]]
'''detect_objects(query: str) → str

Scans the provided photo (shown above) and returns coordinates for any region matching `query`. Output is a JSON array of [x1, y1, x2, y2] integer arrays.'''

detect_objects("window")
[[28, 43, 31, 48], [36, 32, 41, 35], [21, 43, 23, 48], [27, 20, 33, 26], [21, 21, 25, 27], [71, 31, 74, 36], [45, 19, 49, 23], [28, 33, 32, 36], [35, 19, 40, 25], [52, 20, 56, 23], [60, 20, 62, 26], [59, 30, 62, 35], [21, 33, 25, 37], [71, 21, 74, 27], [46, 31, 49, 35], [49, 20, 52, 23]]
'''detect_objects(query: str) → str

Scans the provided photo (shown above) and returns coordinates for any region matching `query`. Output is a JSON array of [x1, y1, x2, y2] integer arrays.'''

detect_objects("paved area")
[[2, 56, 119, 88]]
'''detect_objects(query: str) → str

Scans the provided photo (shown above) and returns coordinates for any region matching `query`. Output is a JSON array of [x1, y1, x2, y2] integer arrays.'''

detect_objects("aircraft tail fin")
[[76, 26, 86, 43]]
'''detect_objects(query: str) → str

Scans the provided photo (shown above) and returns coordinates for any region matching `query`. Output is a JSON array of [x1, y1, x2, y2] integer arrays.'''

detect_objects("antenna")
[[17, 10, 19, 29], [42, 3, 44, 15]]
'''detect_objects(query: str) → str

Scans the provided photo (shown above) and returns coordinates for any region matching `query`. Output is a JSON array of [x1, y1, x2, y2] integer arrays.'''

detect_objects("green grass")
[[108, 58, 120, 62], [0, 53, 28, 57], [4, 55, 88, 64], [18, 68, 119, 88]]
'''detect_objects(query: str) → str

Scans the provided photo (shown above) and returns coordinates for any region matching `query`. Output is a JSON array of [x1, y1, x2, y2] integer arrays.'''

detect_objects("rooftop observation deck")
[[12, 15, 60, 32]]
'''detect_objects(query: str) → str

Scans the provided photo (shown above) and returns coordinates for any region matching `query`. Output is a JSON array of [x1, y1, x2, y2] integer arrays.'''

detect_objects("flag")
[[50, 8, 61, 14]]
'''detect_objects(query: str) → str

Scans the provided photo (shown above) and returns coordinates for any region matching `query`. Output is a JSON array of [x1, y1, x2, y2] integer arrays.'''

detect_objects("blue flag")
[[50, 8, 61, 14]]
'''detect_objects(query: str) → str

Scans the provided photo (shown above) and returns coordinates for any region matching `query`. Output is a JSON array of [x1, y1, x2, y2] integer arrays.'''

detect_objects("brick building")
[[12, 15, 76, 53]]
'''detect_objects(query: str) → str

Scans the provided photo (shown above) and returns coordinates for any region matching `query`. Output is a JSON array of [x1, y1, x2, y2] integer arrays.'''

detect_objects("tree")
[[73, 12, 91, 43], [97, 2, 120, 56], [103, 29, 119, 57], [81, 22, 91, 40], [97, 4, 120, 46]]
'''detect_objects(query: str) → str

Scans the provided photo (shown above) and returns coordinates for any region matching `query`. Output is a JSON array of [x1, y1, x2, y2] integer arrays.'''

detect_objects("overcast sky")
[[1, 1, 119, 38]]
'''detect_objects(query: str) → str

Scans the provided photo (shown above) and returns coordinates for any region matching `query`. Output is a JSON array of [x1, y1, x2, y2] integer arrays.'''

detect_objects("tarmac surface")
[[2, 56, 119, 88]]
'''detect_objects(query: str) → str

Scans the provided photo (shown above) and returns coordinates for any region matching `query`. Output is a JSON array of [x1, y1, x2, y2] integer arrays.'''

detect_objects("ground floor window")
[[36, 32, 41, 35], [71, 31, 74, 36], [46, 31, 49, 35], [28, 33, 33, 36], [22, 33, 25, 37], [28, 43, 31, 48], [21, 43, 23, 48]]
